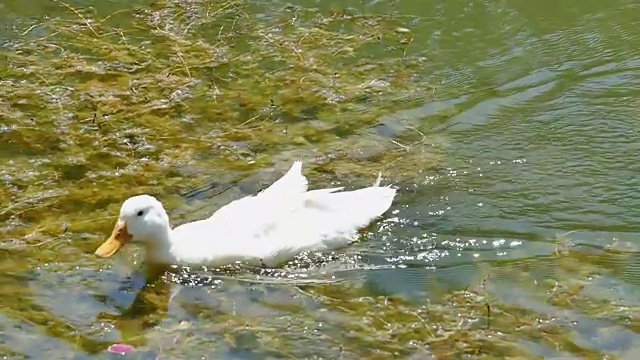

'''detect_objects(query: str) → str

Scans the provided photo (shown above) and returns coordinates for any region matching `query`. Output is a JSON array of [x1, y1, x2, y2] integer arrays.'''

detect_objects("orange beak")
[[95, 221, 132, 258]]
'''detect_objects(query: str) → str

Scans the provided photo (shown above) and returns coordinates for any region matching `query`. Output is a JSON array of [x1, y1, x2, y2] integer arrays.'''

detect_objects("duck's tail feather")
[[373, 171, 383, 187]]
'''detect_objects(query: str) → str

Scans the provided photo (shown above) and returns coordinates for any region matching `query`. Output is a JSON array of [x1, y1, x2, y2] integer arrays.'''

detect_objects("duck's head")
[[94, 194, 171, 258]]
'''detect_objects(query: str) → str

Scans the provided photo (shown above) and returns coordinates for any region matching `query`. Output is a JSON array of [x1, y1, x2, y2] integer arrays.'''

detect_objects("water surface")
[[2, 0, 640, 358]]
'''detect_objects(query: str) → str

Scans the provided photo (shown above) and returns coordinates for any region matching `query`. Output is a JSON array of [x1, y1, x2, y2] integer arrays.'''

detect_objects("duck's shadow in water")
[[92, 264, 175, 346], [92, 263, 275, 328]]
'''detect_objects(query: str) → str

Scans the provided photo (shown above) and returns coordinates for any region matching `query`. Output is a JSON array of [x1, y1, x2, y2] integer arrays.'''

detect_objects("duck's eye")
[[137, 210, 144, 217]]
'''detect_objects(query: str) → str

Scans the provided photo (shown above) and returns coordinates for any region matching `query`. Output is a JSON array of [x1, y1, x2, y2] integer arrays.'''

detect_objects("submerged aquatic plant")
[[0, 0, 437, 248]]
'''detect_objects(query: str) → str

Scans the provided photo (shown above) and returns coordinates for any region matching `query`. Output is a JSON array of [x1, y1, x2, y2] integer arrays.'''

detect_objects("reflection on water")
[[2, 0, 640, 357]]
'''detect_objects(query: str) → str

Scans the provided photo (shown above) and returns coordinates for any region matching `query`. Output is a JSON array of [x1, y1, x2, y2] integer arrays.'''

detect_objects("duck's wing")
[[202, 161, 307, 221], [205, 174, 307, 237], [258, 160, 308, 199]]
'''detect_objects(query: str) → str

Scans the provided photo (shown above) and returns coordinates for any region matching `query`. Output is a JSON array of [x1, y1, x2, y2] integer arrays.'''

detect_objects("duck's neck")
[[145, 223, 175, 264]]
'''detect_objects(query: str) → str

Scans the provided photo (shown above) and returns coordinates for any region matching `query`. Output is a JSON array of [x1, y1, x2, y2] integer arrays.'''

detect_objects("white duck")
[[94, 161, 397, 268]]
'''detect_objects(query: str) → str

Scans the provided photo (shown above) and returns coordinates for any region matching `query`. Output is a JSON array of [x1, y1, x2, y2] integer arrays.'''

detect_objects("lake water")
[[2, 0, 640, 358]]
